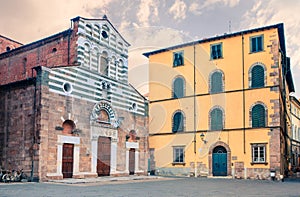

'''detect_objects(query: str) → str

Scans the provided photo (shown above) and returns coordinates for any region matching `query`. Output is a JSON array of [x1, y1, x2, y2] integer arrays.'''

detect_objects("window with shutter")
[[250, 35, 263, 53], [210, 43, 223, 59], [173, 51, 184, 67], [210, 108, 223, 131], [173, 77, 184, 98], [211, 71, 223, 93], [251, 65, 264, 88], [252, 104, 265, 127], [172, 112, 184, 133]]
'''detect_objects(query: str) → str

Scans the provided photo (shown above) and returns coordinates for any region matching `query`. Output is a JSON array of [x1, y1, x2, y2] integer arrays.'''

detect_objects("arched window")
[[172, 111, 184, 133], [210, 71, 224, 93], [173, 77, 185, 98], [251, 104, 266, 127], [86, 24, 92, 36], [251, 65, 264, 88], [210, 107, 223, 131], [84, 43, 91, 68], [62, 120, 76, 134], [100, 51, 109, 75]]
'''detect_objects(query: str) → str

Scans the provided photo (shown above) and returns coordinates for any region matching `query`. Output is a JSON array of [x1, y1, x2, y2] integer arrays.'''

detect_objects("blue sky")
[[1, 0, 299, 97]]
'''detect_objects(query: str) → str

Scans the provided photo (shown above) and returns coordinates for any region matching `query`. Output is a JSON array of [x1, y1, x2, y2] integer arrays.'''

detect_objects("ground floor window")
[[251, 143, 266, 163], [173, 146, 185, 163]]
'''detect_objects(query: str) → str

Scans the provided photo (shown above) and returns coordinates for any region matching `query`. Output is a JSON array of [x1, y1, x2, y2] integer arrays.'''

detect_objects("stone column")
[[135, 150, 139, 172], [125, 148, 129, 174], [91, 137, 98, 174], [57, 142, 63, 176], [110, 139, 118, 174], [73, 144, 80, 174]]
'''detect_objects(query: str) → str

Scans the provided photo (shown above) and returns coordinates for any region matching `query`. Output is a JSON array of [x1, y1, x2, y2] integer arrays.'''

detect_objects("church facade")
[[0, 16, 148, 181]]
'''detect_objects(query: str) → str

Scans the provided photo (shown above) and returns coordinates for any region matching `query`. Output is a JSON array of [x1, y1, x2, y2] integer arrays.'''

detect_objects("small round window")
[[101, 31, 108, 39], [63, 82, 73, 94]]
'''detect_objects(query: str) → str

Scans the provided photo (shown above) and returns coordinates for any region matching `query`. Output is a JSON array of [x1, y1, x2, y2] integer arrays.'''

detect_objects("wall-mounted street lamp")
[[200, 133, 207, 144]]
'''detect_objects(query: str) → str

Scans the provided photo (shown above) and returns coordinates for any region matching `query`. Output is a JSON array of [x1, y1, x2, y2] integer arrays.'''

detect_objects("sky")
[[0, 0, 300, 97]]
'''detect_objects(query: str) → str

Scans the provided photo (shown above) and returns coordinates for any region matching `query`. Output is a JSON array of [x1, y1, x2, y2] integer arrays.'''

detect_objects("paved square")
[[1, 177, 300, 197]]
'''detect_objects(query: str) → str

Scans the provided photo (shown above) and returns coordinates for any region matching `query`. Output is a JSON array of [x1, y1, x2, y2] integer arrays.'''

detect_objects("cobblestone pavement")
[[0, 177, 300, 197]]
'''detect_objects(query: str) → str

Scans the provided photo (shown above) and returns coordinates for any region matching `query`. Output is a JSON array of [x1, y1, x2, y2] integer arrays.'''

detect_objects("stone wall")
[[0, 29, 78, 86], [0, 79, 38, 179]]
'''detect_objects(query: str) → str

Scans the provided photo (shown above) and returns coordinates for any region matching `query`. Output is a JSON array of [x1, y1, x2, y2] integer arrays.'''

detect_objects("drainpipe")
[[193, 42, 197, 177], [242, 34, 246, 154]]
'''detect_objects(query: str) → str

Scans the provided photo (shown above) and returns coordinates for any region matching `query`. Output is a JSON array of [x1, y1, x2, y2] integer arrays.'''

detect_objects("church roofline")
[[0, 29, 72, 60], [72, 16, 130, 47], [0, 34, 23, 45]]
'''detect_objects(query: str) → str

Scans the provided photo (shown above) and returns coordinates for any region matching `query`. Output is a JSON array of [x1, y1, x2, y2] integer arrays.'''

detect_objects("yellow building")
[[290, 96, 300, 173], [144, 23, 295, 179]]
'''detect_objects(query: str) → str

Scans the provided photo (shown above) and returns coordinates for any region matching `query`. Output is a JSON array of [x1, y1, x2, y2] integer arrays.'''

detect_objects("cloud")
[[136, 0, 159, 26], [197, 0, 240, 11], [188, 0, 240, 16], [189, 2, 202, 15], [0, 0, 113, 43], [168, 0, 187, 21]]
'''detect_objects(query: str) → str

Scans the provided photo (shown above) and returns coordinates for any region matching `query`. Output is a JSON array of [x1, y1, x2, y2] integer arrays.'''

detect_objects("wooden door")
[[97, 137, 111, 176], [212, 146, 227, 176], [62, 143, 74, 178], [129, 148, 135, 175]]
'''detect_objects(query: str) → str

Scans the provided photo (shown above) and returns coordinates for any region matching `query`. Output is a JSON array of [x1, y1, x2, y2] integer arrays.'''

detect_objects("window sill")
[[173, 64, 184, 67], [249, 50, 265, 54], [172, 162, 186, 166], [210, 57, 223, 61], [251, 162, 268, 166]]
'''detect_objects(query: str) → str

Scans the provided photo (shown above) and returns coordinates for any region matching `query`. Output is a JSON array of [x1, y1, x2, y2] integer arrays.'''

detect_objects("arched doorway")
[[212, 146, 227, 176]]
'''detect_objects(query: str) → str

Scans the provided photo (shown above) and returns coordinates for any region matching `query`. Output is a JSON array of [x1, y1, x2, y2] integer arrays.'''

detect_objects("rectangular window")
[[173, 146, 185, 163], [210, 43, 222, 59], [173, 51, 184, 67], [251, 144, 266, 163], [250, 35, 263, 53]]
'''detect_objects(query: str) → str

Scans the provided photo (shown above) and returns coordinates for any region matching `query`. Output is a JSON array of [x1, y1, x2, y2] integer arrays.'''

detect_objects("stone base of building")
[[155, 167, 191, 177], [233, 168, 283, 180], [46, 171, 147, 181], [46, 172, 98, 180]]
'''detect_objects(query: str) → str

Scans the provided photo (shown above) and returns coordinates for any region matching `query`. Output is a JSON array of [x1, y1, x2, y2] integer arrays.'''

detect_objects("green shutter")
[[211, 108, 223, 130], [252, 104, 265, 127], [173, 112, 184, 132], [251, 65, 264, 88], [211, 72, 223, 93], [251, 36, 263, 52], [173, 78, 184, 98]]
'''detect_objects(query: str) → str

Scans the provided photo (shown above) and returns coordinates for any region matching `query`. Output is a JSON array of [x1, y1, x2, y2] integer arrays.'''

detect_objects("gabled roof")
[[72, 15, 130, 46], [0, 34, 23, 45], [143, 23, 285, 57]]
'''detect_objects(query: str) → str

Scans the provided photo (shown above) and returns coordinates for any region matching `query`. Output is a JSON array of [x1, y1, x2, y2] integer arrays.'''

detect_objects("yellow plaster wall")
[[148, 27, 281, 172]]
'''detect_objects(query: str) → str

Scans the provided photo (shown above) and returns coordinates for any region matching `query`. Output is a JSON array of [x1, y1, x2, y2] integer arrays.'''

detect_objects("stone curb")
[[47, 176, 163, 184]]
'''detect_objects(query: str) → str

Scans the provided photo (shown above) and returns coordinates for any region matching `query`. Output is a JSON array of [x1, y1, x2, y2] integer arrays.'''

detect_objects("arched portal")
[[212, 146, 227, 176]]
